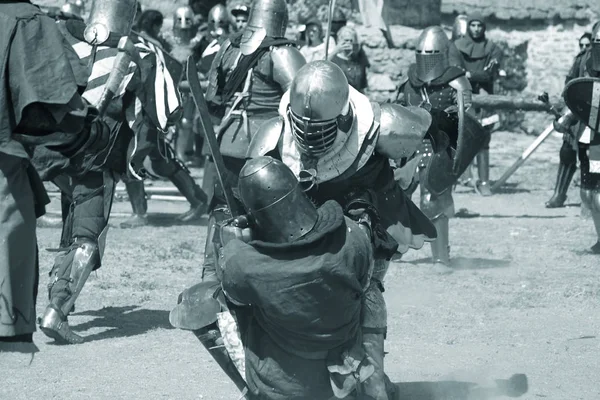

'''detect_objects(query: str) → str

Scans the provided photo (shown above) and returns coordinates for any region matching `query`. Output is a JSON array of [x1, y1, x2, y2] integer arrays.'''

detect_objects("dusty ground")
[[2, 131, 599, 400]]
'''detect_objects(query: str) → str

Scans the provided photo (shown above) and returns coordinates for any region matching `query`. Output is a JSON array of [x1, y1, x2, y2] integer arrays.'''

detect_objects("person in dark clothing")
[[330, 26, 370, 93], [546, 32, 593, 208], [136, 9, 172, 52], [0, 0, 115, 349], [455, 13, 503, 196]]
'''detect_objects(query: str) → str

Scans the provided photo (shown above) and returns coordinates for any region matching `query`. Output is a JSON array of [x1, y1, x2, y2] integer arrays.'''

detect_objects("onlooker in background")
[[330, 26, 370, 93], [455, 13, 503, 196], [449, 14, 467, 69], [231, 4, 249, 32], [545, 32, 593, 208], [299, 19, 336, 62], [137, 9, 172, 52], [565, 33, 592, 84]]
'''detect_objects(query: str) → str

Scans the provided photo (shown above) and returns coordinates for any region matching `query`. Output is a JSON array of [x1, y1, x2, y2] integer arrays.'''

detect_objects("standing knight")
[[35, 0, 190, 343], [554, 22, 600, 253], [247, 60, 438, 399], [455, 13, 503, 196], [0, 0, 116, 347], [396, 26, 484, 273], [200, 0, 306, 283]]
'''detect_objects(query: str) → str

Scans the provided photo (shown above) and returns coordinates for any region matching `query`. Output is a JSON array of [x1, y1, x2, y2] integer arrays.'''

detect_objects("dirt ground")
[[2, 131, 599, 400]]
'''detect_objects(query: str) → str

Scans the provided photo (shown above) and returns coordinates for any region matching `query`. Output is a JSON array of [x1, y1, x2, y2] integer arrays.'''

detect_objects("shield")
[[564, 77, 600, 133], [424, 109, 489, 196], [169, 281, 222, 330]]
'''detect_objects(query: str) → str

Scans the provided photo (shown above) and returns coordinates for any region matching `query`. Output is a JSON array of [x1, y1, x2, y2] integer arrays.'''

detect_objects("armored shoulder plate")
[[271, 45, 307, 91], [376, 103, 432, 160], [246, 116, 285, 158]]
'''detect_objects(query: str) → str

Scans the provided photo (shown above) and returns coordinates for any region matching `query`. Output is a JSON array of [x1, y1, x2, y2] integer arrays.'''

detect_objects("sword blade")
[[491, 122, 555, 192], [186, 57, 243, 217]]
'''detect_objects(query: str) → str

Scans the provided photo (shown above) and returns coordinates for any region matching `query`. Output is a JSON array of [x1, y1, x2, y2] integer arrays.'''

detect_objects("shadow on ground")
[[403, 257, 511, 270], [111, 213, 209, 228], [64, 305, 173, 343], [393, 373, 528, 399]]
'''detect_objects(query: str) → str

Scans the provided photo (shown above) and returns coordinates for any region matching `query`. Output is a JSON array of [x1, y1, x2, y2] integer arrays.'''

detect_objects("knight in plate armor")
[[200, 0, 306, 283], [246, 60, 438, 399], [34, 0, 203, 343], [545, 32, 593, 209], [0, 0, 116, 346], [395, 26, 487, 273], [172, 156, 389, 399], [553, 22, 600, 254]]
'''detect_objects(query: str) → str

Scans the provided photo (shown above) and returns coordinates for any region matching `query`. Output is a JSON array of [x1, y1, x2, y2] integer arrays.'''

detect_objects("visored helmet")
[[238, 156, 318, 243], [287, 61, 350, 157], [591, 22, 600, 72], [208, 4, 230, 37], [451, 14, 468, 41], [239, 0, 288, 55], [415, 26, 450, 82], [173, 6, 198, 43]]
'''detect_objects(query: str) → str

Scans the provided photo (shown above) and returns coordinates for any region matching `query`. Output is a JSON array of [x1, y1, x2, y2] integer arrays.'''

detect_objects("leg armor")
[[39, 171, 114, 344], [578, 142, 600, 252], [193, 323, 248, 396], [119, 180, 148, 228], [546, 142, 577, 208], [148, 143, 207, 222], [39, 240, 99, 344], [175, 95, 196, 163], [476, 149, 492, 196], [419, 168, 453, 271], [361, 259, 395, 400]]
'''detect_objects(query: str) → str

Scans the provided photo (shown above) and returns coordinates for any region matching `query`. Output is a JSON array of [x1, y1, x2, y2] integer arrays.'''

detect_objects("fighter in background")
[[247, 60, 437, 399], [35, 0, 190, 343], [545, 32, 593, 208], [200, 0, 306, 283], [396, 26, 486, 273], [455, 13, 503, 196], [554, 22, 600, 254], [0, 0, 116, 345]]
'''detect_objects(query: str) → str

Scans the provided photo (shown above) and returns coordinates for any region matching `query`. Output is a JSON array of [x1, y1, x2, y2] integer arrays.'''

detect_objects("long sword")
[[324, 0, 337, 59], [186, 56, 243, 217]]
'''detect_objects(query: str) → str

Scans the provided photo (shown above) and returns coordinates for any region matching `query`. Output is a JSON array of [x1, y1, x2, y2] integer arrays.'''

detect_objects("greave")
[[362, 332, 389, 400], [477, 150, 492, 196], [430, 216, 450, 265], [193, 325, 248, 396], [125, 180, 148, 216], [545, 162, 576, 208]]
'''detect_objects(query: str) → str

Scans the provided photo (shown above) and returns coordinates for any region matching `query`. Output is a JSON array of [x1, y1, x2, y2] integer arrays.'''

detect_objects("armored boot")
[[193, 325, 248, 397], [545, 163, 576, 208], [476, 150, 492, 196], [170, 169, 208, 222], [120, 180, 148, 228], [362, 332, 391, 400], [39, 240, 99, 344], [430, 216, 452, 275]]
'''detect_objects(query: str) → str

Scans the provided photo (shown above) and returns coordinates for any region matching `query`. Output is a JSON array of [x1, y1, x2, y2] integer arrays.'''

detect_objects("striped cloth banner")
[[66, 33, 181, 132]]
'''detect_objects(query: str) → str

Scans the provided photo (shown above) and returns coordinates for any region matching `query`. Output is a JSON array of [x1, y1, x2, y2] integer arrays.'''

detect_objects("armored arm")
[[271, 45, 307, 91], [449, 75, 473, 110], [375, 103, 432, 160], [246, 116, 285, 158], [553, 109, 578, 133]]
